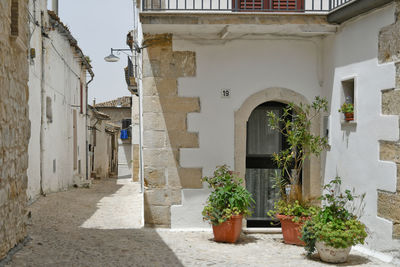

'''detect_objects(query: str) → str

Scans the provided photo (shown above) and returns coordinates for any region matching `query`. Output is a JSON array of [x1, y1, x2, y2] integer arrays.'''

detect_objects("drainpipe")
[[132, 0, 144, 193], [85, 75, 94, 180], [39, 11, 46, 195]]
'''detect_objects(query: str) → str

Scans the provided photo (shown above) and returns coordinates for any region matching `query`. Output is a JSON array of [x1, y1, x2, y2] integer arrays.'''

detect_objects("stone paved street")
[[4, 179, 396, 267]]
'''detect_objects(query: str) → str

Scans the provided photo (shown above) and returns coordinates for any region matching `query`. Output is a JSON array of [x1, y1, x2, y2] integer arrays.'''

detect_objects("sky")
[[51, 0, 134, 103]]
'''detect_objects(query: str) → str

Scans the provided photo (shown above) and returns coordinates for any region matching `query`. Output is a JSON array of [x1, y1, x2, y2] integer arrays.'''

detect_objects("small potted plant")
[[338, 103, 354, 121], [301, 177, 367, 263], [267, 96, 329, 245], [202, 165, 255, 243]]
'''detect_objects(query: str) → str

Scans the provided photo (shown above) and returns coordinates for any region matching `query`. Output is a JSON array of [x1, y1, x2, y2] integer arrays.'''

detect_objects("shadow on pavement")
[[7, 179, 183, 266], [310, 253, 371, 266]]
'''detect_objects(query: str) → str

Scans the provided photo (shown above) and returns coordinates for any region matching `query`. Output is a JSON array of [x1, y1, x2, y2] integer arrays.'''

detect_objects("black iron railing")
[[142, 0, 355, 12]]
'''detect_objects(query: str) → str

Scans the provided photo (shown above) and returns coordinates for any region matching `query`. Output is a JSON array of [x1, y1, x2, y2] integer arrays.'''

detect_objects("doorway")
[[245, 101, 287, 227]]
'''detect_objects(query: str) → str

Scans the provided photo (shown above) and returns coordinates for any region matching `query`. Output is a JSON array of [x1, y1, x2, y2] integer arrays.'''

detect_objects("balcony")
[[142, 0, 354, 12]]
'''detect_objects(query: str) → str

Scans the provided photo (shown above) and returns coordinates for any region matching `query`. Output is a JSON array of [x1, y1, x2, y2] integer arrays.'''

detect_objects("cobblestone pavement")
[[4, 179, 396, 267]]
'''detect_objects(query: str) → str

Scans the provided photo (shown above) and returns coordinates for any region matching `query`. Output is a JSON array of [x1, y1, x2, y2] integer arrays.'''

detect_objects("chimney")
[[93, 98, 96, 108], [52, 0, 59, 15]]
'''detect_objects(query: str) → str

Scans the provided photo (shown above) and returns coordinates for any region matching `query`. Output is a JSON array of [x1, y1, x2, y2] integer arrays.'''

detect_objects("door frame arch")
[[234, 87, 322, 201]]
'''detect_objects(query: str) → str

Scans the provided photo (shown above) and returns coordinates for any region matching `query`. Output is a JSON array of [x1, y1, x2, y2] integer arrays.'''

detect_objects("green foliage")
[[202, 165, 255, 225], [85, 55, 92, 64], [267, 96, 329, 198], [301, 177, 367, 256], [267, 200, 319, 223], [338, 103, 354, 114]]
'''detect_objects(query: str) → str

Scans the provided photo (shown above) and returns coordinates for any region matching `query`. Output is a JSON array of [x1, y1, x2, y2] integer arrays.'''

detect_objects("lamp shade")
[[104, 53, 120, 62]]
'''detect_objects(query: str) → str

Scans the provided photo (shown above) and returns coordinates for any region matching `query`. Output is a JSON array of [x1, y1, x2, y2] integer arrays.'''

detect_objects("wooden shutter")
[[272, 0, 303, 10], [233, 0, 303, 11], [233, 0, 268, 10]]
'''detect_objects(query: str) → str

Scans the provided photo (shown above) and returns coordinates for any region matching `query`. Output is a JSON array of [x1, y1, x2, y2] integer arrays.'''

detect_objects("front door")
[[245, 102, 287, 227]]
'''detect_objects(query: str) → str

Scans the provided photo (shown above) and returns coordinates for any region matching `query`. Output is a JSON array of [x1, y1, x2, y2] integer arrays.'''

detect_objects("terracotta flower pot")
[[212, 214, 243, 243], [276, 214, 308, 246], [344, 112, 354, 121]]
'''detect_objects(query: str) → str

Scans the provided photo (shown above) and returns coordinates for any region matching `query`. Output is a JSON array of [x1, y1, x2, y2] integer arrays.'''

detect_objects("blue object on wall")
[[120, 129, 129, 139]]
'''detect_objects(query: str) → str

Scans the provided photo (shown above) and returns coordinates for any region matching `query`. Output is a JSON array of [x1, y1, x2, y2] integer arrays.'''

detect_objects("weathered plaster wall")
[[27, 0, 45, 202], [96, 107, 132, 178], [96, 107, 131, 124], [168, 36, 324, 228], [27, 5, 89, 199], [322, 2, 400, 251], [89, 119, 111, 179], [0, 0, 30, 259]]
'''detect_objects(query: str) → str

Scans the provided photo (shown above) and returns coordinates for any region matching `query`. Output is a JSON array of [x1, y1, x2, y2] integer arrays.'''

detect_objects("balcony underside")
[[140, 13, 338, 37]]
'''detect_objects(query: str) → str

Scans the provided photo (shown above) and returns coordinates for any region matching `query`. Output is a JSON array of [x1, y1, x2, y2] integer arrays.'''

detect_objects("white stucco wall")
[[322, 3, 399, 251], [168, 6, 400, 253], [27, 0, 45, 202], [28, 3, 89, 199], [171, 37, 324, 228]]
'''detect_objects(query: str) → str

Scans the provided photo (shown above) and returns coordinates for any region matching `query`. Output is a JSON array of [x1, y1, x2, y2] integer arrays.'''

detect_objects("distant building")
[[27, 1, 94, 202], [94, 96, 133, 179], [88, 107, 120, 179]]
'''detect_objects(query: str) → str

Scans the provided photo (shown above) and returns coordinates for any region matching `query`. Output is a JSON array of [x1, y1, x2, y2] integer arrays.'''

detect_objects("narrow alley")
[[3, 178, 395, 267], [3, 0, 400, 265]]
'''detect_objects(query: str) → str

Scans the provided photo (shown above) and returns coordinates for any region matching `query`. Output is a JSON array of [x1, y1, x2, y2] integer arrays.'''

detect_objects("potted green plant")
[[267, 199, 318, 245], [202, 165, 255, 243], [338, 103, 354, 121], [267, 96, 329, 245], [301, 177, 367, 263]]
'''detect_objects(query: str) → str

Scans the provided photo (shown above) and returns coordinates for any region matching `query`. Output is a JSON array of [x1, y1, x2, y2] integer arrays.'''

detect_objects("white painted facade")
[[137, 1, 400, 252], [27, 0, 92, 201], [322, 4, 399, 251]]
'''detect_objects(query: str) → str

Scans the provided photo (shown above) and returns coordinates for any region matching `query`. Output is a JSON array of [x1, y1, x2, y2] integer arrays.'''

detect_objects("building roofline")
[[48, 10, 95, 80]]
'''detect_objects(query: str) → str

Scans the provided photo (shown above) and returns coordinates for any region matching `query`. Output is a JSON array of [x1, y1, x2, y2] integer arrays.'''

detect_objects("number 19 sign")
[[221, 89, 231, 98]]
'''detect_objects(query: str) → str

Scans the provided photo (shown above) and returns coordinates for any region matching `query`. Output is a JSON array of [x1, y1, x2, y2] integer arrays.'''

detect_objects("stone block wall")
[[0, 0, 30, 259], [142, 34, 202, 227], [378, 2, 400, 239]]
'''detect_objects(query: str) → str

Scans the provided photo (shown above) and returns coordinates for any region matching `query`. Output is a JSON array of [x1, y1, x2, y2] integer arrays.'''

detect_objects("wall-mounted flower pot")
[[212, 214, 243, 243], [276, 214, 307, 246], [344, 112, 354, 121], [316, 241, 351, 263]]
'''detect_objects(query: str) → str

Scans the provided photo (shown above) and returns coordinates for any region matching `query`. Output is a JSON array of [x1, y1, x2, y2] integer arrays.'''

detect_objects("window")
[[46, 96, 53, 122], [233, 0, 304, 11], [80, 83, 83, 114], [10, 0, 19, 37], [341, 77, 356, 122], [121, 119, 132, 139]]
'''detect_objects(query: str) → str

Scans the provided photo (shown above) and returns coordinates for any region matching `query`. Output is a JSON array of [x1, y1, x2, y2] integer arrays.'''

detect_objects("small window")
[[121, 119, 132, 139], [10, 0, 19, 37], [46, 96, 53, 122], [340, 78, 356, 122]]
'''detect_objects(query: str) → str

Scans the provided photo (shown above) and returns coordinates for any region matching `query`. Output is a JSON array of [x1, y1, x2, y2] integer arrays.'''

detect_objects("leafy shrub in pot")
[[267, 96, 329, 245], [301, 177, 367, 263], [202, 165, 255, 243]]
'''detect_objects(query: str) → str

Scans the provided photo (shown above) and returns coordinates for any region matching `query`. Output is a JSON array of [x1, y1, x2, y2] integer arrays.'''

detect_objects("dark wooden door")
[[245, 102, 287, 227]]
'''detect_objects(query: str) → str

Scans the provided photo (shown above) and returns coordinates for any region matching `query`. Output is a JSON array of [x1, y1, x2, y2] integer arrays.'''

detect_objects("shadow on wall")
[[7, 179, 183, 266]]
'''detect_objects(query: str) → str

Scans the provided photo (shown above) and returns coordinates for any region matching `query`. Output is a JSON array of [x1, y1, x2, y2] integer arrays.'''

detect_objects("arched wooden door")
[[245, 102, 288, 227]]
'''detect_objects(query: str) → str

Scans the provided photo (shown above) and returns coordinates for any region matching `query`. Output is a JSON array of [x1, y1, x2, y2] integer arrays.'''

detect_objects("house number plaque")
[[221, 89, 231, 98]]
